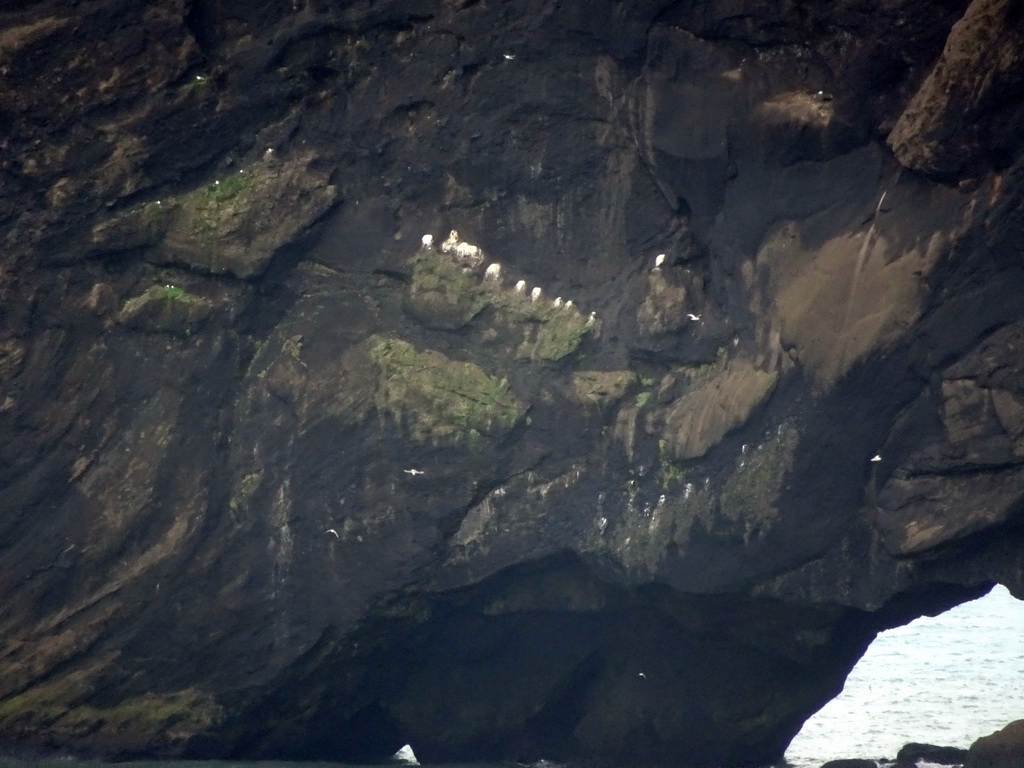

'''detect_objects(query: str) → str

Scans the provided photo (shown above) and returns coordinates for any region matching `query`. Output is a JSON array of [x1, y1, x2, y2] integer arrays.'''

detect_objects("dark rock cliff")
[[1, 0, 1023, 764]]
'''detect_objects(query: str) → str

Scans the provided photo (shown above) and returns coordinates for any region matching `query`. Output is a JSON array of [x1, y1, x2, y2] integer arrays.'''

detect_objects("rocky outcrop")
[[897, 742, 969, 766], [888, 0, 1024, 179], [1, 0, 1023, 765], [967, 721, 1024, 768]]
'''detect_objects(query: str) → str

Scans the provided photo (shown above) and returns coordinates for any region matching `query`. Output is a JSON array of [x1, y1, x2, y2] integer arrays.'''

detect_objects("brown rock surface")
[[967, 720, 1024, 768], [889, 0, 1024, 178]]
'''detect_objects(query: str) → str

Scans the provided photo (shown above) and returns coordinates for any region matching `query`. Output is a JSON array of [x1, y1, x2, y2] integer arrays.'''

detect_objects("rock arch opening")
[[787, 585, 1024, 767]]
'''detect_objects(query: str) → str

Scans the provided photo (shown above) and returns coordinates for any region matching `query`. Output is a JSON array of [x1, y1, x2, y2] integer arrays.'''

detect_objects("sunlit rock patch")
[[367, 335, 526, 445], [406, 247, 597, 361], [88, 151, 338, 278], [118, 283, 212, 335]]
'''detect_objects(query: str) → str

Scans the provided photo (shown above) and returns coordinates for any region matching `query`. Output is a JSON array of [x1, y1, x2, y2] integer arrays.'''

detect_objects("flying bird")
[[687, 313, 701, 321], [404, 468, 425, 476], [871, 455, 882, 463], [326, 529, 339, 538]]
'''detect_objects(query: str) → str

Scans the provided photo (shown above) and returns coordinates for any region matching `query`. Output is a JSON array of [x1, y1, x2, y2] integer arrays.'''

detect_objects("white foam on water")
[[393, 743, 419, 763]]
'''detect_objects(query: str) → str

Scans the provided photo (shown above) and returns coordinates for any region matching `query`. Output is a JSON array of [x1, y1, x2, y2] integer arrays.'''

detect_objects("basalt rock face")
[[1, 0, 1023, 765]]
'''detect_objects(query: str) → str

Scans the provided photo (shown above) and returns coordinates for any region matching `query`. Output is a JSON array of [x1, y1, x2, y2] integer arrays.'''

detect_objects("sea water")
[[3, 587, 1022, 768], [785, 584, 1024, 767]]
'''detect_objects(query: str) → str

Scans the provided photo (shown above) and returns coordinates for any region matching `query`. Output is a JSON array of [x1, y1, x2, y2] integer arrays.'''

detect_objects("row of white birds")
[[421, 231, 597, 326]]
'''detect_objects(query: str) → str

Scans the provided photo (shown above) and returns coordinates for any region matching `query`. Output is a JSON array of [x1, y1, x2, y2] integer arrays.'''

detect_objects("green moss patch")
[[720, 422, 799, 537], [517, 306, 591, 362], [406, 251, 595, 360], [118, 284, 212, 335], [59, 689, 222, 737], [0, 679, 221, 745], [407, 253, 491, 329], [91, 153, 337, 278], [188, 171, 259, 268], [367, 335, 526, 444]]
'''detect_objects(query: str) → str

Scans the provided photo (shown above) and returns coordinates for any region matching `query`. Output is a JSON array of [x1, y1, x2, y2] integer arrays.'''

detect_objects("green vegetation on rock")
[[161, 284, 187, 301], [720, 422, 799, 539], [657, 438, 685, 487], [119, 284, 212, 335], [201, 171, 252, 205], [520, 307, 591, 361], [88, 153, 338, 279], [190, 171, 258, 267], [408, 252, 491, 328], [58, 689, 222, 738], [407, 251, 594, 360], [367, 335, 526, 444], [0, 677, 222, 746]]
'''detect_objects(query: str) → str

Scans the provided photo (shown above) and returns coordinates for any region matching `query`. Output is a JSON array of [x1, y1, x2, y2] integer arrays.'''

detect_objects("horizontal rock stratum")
[[1, 0, 1023, 765]]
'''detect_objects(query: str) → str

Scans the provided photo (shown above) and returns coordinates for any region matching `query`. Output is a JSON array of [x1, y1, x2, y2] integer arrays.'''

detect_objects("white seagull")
[[404, 468, 425, 476], [687, 313, 701, 321], [654, 253, 666, 269], [326, 529, 339, 538], [870, 455, 882, 463]]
